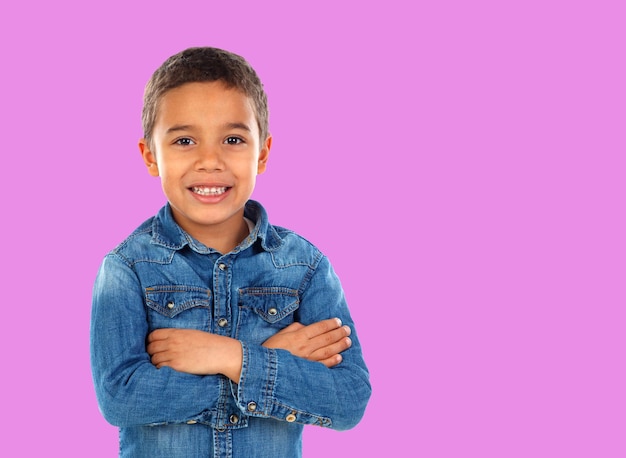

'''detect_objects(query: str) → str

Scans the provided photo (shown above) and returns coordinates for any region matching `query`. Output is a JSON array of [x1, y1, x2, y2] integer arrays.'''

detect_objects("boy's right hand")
[[262, 318, 352, 368]]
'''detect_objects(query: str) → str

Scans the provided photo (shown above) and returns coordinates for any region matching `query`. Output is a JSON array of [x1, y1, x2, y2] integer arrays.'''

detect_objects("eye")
[[225, 136, 244, 145], [174, 137, 195, 146]]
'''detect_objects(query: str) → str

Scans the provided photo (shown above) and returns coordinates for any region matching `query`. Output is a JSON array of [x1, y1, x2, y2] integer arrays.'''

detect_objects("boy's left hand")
[[262, 318, 352, 367]]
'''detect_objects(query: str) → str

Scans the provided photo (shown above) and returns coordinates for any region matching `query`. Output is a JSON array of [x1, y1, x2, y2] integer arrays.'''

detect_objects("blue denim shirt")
[[90, 200, 371, 457]]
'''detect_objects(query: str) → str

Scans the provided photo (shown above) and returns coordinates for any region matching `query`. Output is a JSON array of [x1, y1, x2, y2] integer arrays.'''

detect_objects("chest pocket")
[[145, 285, 212, 332], [237, 287, 300, 342]]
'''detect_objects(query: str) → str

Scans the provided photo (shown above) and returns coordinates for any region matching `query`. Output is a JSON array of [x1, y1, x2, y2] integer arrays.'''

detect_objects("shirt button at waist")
[[218, 318, 228, 327]]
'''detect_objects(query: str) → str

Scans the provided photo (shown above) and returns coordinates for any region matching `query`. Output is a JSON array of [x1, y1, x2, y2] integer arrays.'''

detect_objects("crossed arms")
[[91, 254, 370, 430], [146, 318, 353, 381]]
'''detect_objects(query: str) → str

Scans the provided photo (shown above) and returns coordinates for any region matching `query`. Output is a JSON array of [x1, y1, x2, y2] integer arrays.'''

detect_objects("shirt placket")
[[213, 256, 232, 337], [213, 255, 237, 456]]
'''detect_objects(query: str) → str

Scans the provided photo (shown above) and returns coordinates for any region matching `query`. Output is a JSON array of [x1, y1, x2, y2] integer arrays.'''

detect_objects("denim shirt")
[[90, 200, 371, 457]]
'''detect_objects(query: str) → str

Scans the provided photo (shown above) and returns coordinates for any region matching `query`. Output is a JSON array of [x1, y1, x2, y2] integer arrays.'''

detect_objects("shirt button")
[[247, 402, 257, 412], [285, 413, 297, 423], [186, 420, 197, 425], [229, 414, 239, 424], [268, 307, 278, 316], [218, 318, 228, 327], [218, 263, 227, 271], [167, 301, 175, 309]]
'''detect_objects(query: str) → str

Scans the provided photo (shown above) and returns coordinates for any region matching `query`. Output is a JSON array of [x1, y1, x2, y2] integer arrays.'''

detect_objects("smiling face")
[[139, 81, 271, 252]]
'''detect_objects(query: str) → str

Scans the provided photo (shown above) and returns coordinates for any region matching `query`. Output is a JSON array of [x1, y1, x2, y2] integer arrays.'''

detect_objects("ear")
[[257, 135, 272, 175], [139, 139, 160, 177]]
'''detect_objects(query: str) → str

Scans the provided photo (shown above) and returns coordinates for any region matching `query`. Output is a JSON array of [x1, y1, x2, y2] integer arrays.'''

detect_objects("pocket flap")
[[239, 287, 300, 323], [145, 285, 211, 318]]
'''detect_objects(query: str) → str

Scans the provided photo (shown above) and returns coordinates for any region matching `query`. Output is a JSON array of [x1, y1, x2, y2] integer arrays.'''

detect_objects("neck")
[[196, 218, 250, 254], [170, 207, 250, 254]]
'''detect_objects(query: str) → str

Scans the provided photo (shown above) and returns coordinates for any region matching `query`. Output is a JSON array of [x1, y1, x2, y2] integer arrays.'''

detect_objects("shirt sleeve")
[[230, 255, 371, 430], [90, 254, 226, 428]]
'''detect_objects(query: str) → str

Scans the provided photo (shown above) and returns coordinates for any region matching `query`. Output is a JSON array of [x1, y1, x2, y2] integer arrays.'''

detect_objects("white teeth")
[[192, 186, 227, 196]]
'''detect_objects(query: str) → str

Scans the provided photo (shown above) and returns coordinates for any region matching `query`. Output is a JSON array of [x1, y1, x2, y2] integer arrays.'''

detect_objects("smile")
[[191, 186, 228, 196]]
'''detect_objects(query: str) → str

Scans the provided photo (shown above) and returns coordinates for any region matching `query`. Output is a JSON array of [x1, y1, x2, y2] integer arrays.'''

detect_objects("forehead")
[[155, 81, 257, 127]]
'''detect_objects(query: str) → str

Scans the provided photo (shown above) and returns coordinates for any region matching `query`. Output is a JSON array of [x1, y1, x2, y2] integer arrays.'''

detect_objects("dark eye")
[[225, 137, 243, 145], [175, 137, 195, 146]]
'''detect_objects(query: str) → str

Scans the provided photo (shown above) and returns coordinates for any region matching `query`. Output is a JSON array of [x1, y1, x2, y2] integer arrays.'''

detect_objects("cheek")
[[230, 156, 260, 176], [156, 168, 182, 190], [158, 160, 186, 178]]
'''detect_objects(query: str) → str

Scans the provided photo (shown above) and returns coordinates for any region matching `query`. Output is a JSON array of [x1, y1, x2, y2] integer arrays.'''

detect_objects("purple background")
[[2, 1, 624, 456]]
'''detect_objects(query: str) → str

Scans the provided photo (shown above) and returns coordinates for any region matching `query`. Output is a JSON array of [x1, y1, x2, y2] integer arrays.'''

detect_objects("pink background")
[[2, 0, 624, 456]]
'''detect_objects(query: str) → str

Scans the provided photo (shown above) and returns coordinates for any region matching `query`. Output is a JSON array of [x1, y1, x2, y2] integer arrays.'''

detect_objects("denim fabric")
[[91, 200, 371, 457]]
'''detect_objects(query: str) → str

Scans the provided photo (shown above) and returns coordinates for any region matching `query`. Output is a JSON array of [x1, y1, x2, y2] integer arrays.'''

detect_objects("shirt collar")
[[149, 200, 283, 253]]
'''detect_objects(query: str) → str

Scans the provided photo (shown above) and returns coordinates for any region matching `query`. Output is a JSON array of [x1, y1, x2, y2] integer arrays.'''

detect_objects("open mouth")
[[191, 186, 229, 196]]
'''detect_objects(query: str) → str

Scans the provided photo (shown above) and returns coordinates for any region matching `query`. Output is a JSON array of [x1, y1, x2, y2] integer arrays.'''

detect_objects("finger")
[[293, 325, 350, 357], [308, 325, 351, 350], [147, 328, 171, 343], [146, 339, 167, 356], [308, 336, 352, 362], [150, 350, 171, 367], [301, 318, 342, 339], [317, 353, 343, 368]]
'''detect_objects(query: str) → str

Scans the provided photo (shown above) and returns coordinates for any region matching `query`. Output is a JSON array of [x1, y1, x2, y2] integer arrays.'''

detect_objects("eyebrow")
[[165, 122, 252, 135], [165, 124, 194, 135], [224, 122, 252, 132]]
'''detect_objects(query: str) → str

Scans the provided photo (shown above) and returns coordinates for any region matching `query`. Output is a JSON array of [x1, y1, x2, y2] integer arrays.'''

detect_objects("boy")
[[90, 47, 371, 457]]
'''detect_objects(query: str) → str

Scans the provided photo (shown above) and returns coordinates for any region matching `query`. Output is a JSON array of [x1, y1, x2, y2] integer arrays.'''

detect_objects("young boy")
[[90, 47, 371, 457]]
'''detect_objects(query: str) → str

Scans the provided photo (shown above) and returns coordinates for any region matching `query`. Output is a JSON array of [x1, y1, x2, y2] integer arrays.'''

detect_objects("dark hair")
[[142, 47, 269, 145]]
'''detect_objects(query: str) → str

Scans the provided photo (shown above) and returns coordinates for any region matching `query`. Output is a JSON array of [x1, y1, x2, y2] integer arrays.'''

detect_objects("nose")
[[195, 144, 224, 172]]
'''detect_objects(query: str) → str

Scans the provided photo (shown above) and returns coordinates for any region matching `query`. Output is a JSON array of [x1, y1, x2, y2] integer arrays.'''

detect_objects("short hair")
[[142, 47, 269, 146]]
